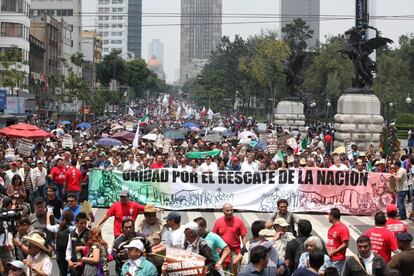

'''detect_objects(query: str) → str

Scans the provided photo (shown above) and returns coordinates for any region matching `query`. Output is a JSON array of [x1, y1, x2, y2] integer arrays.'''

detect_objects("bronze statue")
[[282, 51, 305, 99], [334, 26, 393, 89]]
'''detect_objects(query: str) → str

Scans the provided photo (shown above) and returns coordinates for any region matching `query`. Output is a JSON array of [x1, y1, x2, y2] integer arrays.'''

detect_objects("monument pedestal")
[[334, 92, 383, 151], [275, 100, 305, 131]]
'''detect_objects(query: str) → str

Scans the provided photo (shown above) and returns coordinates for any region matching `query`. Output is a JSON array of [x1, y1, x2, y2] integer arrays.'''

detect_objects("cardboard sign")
[[17, 139, 32, 157], [62, 134, 73, 149], [165, 247, 206, 276]]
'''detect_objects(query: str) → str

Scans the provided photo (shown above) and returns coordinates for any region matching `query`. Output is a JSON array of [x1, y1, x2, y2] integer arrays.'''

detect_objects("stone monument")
[[275, 100, 305, 132], [333, 26, 393, 151]]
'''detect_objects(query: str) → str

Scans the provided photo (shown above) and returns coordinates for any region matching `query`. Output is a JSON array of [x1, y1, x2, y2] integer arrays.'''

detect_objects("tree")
[[63, 53, 90, 103], [0, 45, 28, 94], [281, 18, 314, 51], [124, 58, 154, 98], [96, 50, 126, 86]]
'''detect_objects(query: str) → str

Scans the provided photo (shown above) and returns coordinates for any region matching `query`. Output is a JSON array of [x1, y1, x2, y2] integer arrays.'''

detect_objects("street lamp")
[[405, 95, 412, 113], [387, 102, 393, 127], [309, 101, 316, 122], [325, 101, 331, 125]]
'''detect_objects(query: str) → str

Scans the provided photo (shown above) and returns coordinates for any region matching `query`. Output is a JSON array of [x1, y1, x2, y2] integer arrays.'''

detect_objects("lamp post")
[[405, 95, 412, 113], [325, 101, 331, 126], [310, 101, 316, 122], [387, 102, 393, 127]]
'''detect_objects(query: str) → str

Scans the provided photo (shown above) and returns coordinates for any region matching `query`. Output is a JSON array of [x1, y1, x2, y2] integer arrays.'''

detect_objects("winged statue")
[[334, 26, 393, 89]]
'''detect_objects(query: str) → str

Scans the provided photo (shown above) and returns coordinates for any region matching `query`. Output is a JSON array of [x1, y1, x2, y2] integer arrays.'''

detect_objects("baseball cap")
[[259, 229, 276, 241], [386, 204, 398, 213], [230, 156, 238, 162], [396, 232, 413, 242], [273, 217, 289, 227], [7, 260, 25, 270], [184, 221, 199, 232], [120, 189, 129, 197], [10, 162, 17, 166], [164, 211, 181, 222], [36, 160, 44, 164], [124, 239, 144, 251]]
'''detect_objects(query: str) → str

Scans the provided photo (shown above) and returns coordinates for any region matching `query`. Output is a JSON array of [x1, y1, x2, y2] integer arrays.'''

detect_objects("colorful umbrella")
[[182, 122, 199, 128], [59, 121, 71, 125], [163, 130, 185, 140], [111, 130, 135, 143], [0, 123, 49, 139], [238, 130, 257, 139], [97, 137, 123, 147], [142, 133, 157, 141], [77, 122, 92, 129], [212, 126, 227, 133]]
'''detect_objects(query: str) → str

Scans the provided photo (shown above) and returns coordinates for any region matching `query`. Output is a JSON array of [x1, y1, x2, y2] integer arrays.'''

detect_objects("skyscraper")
[[180, 0, 222, 84], [280, 0, 320, 48], [97, 0, 142, 58], [148, 39, 164, 65]]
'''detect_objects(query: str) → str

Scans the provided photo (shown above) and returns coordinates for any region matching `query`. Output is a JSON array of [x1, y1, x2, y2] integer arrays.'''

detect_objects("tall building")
[[0, 0, 31, 95], [180, 0, 222, 84], [148, 39, 164, 65], [97, 0, 142, 58], [280, 0, 320, 48], [30, 0, 82, 55]]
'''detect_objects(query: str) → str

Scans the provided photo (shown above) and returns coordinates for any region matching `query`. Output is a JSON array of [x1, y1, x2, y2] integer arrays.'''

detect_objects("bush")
[[396, 113, 414, 125]]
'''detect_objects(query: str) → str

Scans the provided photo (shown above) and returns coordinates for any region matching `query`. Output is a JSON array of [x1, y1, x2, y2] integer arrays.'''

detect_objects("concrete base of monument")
[[334, 92, 384, 151], [274, 100, 305, 132]]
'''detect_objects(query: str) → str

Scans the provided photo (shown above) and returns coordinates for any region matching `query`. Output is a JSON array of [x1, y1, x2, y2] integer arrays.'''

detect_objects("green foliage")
[[396, 113, 414, 125], [96, 50, 126, 85], [281, 18, 314, 51], [0, 45, 28, 91]]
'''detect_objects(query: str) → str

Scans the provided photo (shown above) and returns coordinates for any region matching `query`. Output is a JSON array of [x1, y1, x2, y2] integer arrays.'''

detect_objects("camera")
[[0, 208, 22, 222]]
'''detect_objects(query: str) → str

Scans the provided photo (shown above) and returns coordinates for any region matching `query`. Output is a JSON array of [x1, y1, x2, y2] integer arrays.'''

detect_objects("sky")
[[83, 0, 414, 83]]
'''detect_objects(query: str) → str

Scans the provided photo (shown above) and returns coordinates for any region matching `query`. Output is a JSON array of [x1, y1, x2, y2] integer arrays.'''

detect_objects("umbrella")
[[163, 130, 185, 140], [111, 130, 135, 143], [203, 133, 224, 143], [77, 122, 91, 129], [222, 131, 236, 137], [212, 126, 227, 133], [59, 121, 71, 125], [238, 130, 257, 139], [142, 133, 157, 141], [0, 123, 49, 139], [97, 137, 123, 147], [190, 126, 200, 132], [110, 124, 124, 132], [251, 140, 267, 150], [182, 122, 199, 128]]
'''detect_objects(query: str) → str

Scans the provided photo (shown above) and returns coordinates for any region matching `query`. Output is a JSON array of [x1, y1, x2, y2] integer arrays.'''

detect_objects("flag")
[[299, 137, 308, 152], [207, 109, 214, 120], [272, 150, 286, 162], [128, 107, 134, 117], [133, 114, 149, 149]]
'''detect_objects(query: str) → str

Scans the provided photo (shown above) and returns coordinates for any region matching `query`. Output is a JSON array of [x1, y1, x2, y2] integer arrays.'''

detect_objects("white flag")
[[128, 107, 134, 117], [132, 124, 140, 149]]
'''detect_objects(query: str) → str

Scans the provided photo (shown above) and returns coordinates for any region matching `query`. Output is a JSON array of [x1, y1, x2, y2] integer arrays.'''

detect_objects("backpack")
[[293, 238, 307, 270]]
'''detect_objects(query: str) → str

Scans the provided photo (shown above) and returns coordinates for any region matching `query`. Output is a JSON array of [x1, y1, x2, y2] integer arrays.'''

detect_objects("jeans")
[[397, 191, 408, 220], [331, 260, 345, 274]]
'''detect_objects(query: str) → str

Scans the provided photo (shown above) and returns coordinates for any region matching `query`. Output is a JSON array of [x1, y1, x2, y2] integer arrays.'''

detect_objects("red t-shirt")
[[364, 226, 398, 263], [324, 134, 333, 143], [386, 218, 408, 235], [106, 201, 145, 237], [150, 162, 164, 169], [212, 216, 247, 252], [50, 166, 67, 185], [65, 167, 82, 192], [327, 222, 350, 261]]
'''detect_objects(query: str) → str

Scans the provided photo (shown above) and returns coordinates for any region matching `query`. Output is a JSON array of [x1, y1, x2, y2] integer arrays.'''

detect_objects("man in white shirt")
[[329, 156, 348, 171], [4, 162, 19, 187], [31, 160, 48, 198], [241, 154, 259, 172], [199, 155, 218, 173], [123, 154, 141, 171], [161, 211, 185, 249], [393, 160, 408, 220], [23, 232, 53, 276], [177, 158, 191, 171]]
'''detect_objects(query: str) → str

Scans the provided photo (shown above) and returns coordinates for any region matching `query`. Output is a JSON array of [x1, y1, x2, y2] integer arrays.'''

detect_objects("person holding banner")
[[183, 221, 218, 276]]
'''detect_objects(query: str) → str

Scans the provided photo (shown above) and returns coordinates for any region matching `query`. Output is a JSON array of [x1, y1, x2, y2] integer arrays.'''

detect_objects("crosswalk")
[[91, 207, 410, 256]]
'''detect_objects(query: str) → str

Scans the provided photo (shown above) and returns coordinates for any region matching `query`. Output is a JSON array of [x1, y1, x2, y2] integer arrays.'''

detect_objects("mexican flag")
[[272, 150, 287, 162], [138, 114, 149, 126]]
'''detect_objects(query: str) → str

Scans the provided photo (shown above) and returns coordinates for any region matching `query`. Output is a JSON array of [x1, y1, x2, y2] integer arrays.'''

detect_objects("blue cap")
[[164, 211, 181, 223], [396, 232, 413, 242]]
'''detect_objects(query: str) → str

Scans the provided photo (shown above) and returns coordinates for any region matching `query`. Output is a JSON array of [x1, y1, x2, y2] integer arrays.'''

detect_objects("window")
[[103, 40, 109, 45], [1, 22, 28, 39]]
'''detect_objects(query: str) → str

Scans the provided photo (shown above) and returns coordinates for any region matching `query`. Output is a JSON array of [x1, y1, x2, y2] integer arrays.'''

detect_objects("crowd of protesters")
[[0, 98, 412, 276]]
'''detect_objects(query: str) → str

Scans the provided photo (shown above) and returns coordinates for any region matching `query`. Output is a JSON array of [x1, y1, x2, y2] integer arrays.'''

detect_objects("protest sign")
[[164, 248, 206, 276], [88, 168, 392, 215], [62, 134, 73, 149], [17, 139, 32, 157]]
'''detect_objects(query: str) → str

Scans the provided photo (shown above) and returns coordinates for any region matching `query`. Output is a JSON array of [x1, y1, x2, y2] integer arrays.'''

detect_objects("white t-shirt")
[[123, 160, 141, 171], [241, 161, 259, 172], [199, 162, 218, 173], [329, 164, 348, 170], [167, 226, 185, 248]]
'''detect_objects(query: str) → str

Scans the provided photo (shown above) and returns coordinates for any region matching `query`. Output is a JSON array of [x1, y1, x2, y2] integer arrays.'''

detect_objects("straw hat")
[[25, 232, 50, 254], [144, 204, 158, 213]]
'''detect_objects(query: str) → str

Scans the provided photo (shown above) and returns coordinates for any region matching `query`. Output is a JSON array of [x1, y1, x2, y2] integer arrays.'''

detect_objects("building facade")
[[280, 0, 320, 48], [147, 55, 165, 81], [148, 39, 164, 65], [180, 0, 222, 84], [0, 0, 31, 95], [97, 0, 142, 58], [30, 0, 82, 55], [81, 31, 102, 90]]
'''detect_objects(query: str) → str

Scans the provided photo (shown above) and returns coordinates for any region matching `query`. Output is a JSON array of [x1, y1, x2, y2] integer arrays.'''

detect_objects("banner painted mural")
[[88, 168, 393, 215]]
